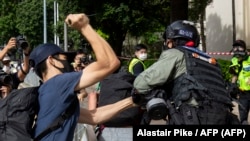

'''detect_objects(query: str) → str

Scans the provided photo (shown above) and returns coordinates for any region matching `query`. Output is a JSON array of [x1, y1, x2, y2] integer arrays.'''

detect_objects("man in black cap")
[[229, 39, 250, 124], [29, 13, 137, 141]]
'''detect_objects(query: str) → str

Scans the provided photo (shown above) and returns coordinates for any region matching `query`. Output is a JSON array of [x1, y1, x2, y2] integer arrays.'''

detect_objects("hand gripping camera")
[[132, 88, 169, 120], [16, 35, 28, 50]]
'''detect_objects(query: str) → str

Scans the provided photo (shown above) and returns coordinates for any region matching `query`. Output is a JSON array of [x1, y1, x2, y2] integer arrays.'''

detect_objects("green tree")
[[78, 0, 170, 56], [170, 0, 189, 22], [0, 0, 19, 44]]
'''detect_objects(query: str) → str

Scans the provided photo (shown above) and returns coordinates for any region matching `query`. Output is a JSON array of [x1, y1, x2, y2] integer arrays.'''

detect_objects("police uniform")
[[133, 20, 236, 125], [229, 40, 250, 124]]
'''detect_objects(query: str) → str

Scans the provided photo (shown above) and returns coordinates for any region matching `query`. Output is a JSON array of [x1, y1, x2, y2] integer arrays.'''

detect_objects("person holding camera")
[[0, 37, 31, 89], [72, 49, 87, 72]]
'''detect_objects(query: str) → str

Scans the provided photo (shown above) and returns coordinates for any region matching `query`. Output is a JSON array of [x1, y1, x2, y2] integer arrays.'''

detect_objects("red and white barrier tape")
[[118, 52, 250, 60], [206, 52, 233, 55], [206, 52, 250, 55]]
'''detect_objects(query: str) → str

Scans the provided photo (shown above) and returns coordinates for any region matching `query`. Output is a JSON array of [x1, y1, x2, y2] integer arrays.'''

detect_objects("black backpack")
[[98, 71, 143, 127], [0, 86, 77, 141], [0, 87, 39, 141]]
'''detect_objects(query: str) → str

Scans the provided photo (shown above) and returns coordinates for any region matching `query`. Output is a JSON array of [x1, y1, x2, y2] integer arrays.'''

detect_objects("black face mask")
[[53, 57, 74, 73]]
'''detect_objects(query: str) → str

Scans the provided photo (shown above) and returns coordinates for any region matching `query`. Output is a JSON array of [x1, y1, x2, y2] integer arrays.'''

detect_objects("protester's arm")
[[87, 91, 98, 110], [65, 14, 120, 90], [77, 89, 88, 102], [0, 37, 16, 60], [78, 97, 137, 125]]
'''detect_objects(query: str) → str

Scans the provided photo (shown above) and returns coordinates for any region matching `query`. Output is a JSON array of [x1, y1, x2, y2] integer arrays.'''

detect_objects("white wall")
[[205, 0, 233, 60], [205, 0, 249, 60]]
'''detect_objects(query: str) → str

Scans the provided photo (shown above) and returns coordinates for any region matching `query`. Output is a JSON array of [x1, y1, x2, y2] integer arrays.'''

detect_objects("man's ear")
[[166, 39, 173, 49], [47, 56, 55, 66]]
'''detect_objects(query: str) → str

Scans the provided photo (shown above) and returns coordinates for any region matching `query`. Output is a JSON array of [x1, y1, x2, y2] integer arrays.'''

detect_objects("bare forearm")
[[17, 55, 29, 81], [88, 92, 98, 110], [0, 47, 9, 60], [0, 37, 16, 60], [78, 97, 137, 125]]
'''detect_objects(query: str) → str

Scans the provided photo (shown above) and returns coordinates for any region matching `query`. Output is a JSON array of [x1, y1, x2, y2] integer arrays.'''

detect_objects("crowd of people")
[[0, 12, 248, 141]]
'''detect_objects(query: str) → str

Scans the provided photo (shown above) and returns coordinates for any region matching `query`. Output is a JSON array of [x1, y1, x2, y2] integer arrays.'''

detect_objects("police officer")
[[229, 39, 250, 124], [132, 20, 236, 125], [128, 44, 148, 76]]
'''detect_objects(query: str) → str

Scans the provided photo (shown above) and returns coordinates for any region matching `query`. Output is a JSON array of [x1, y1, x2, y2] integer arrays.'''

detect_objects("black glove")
[[131, 88, 147, 106]]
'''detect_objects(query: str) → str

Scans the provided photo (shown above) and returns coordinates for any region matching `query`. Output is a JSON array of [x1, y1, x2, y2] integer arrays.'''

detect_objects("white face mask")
[[138, 53, 147, 61]]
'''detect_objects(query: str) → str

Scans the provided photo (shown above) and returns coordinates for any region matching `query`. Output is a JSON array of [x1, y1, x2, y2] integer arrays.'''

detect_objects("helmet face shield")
[[163, 20, 200, 47]]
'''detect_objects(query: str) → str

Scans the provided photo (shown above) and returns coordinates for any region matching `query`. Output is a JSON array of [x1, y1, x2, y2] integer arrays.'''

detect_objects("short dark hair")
[[35, 59, 47, 79], [134, 44, 147, 51]]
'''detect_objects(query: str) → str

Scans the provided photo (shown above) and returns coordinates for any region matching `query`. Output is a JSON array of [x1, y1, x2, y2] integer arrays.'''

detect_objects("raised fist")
[[65, 13, 89, 30]]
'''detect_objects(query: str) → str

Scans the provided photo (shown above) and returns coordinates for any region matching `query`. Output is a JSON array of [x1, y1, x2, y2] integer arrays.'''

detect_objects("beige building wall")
[[205, 0, 250, 60]]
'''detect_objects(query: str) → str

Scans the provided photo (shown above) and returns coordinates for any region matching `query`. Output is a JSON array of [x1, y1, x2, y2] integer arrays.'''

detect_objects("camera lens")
[[16, 35, 28, 50], [20, 41, 28, 49], [0, 74, 13, 86]]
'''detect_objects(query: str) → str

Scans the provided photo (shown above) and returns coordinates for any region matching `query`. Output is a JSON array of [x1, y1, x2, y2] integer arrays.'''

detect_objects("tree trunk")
[[200, 10, 206, 52]]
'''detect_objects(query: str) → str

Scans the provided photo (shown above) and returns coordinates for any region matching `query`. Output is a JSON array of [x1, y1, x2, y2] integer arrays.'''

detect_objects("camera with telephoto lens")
[[132, 88, 168, 120], [0, 71, 13, 87], [16, 35, 28, 50]]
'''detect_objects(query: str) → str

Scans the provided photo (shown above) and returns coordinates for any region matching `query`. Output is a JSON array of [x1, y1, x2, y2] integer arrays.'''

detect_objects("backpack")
[[0, 86, 77, 141], [98, 71, 143, 127], [0, 86, 39, 141]]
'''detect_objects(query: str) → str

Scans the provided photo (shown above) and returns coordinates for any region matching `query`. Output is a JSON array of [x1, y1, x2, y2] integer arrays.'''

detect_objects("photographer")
[[0, 37, 31, 89], [72, 48, 93, 72], [0, 71, 12, 99]]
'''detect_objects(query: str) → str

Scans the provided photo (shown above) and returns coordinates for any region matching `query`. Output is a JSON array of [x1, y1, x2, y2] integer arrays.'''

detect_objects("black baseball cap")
[[29, 43, 75, 68]]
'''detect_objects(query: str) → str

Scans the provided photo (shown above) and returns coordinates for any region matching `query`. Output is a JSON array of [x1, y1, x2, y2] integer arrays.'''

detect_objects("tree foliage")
[[75, 0, 170, 56], [0, 0, 19, 45], [0, 0, 212, 56], [189, 0, 213, 22]]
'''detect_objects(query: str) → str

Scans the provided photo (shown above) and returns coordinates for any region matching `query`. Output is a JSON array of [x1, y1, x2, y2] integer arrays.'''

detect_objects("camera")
[[0, 71, 13, 87], [16, 35, 28, 50], [80, 55, 92, 65], [132, 88, 168, 120]]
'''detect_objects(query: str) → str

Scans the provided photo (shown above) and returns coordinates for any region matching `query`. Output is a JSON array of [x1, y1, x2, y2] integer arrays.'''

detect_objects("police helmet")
[[163, 20, 200, 47]]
